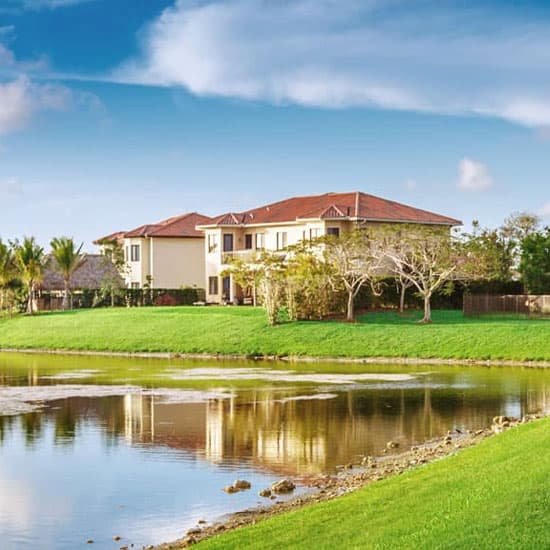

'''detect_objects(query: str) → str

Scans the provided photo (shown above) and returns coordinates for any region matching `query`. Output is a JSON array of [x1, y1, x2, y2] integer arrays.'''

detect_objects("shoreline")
[[1, 347, 549, 368], [154, 413, 547, 549]]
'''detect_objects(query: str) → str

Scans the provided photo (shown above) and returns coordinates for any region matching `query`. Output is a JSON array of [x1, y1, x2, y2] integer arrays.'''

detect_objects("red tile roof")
[[202, 192, 461, 227], [93, 231, 126, 245], [95, 213, 213, 244]]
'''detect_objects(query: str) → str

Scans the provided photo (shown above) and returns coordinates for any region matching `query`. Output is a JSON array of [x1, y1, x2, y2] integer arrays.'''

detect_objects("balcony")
[[222, 249, 259, 264], [222, 249, 287, 265]]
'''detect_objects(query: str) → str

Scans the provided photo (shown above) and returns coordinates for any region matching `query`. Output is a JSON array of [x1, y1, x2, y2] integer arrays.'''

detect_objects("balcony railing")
[[222, 249, 287, 264]]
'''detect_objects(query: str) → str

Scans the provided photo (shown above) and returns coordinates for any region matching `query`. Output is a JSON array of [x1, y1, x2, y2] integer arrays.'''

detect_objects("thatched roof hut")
[[41, 254, 123, 291]]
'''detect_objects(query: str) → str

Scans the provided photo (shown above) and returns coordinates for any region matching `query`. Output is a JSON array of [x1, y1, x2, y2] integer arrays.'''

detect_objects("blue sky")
[[0, 0, 549, 250]]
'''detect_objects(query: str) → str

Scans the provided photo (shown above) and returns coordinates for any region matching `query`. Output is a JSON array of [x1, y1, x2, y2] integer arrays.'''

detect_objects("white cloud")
[[111, 0, 550, 127], [404, 179, 417, 191], [538, 202, 550, 219], [457, 158, 493, 192], [0, 76, 72, 135]]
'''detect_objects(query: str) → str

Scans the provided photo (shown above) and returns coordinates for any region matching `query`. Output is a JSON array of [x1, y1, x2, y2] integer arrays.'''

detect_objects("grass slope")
[[198, 418, 550, 549], [0, 307, 549, 361]]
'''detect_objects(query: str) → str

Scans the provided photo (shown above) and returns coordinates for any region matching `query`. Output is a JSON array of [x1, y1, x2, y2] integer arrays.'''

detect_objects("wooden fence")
[[463, 294, 550, 317]]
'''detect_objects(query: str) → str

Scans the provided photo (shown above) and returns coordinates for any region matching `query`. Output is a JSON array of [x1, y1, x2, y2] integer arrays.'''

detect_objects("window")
[[326, 227, 340, 238], [208, 233, 218, 253], [208, 276, 219, 295], [223, 233, 234, 252], [276, 231, 288, 250], [244, 234, 253, 250], [125, 246, 129, 261], [130, 244, 140, 262], [131, 282, 140, 289], [309, 228, 319, 240], [255, 233, 265, 250]]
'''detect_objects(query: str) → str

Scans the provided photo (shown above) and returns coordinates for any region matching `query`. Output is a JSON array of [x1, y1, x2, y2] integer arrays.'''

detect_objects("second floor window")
[[130, 244, 140, 262], [326, 227, 340, 238], [208, 233, 218, 253], [245, 234, 253, 250], [223, 234, 234, 252], [276, 231, 287, 250]]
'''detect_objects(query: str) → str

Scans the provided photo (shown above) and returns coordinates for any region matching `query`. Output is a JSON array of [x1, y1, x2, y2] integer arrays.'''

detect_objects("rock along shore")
[[154, 413, 547, 549]]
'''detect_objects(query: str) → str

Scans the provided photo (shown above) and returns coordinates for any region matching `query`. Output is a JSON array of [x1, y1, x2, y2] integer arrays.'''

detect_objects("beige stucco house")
[[197, 191, 461, 303], [96, 212, 212, 289]]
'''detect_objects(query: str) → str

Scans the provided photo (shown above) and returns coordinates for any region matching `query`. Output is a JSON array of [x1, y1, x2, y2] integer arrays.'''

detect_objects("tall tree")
[[0, 239, 17, 313], [322, 230, 385, 322], [14, 237, 46, 315], [50, 237, 85, 310], [382, 226, 458, 323], [460, 221, 514, 281], [500, 212, 540, 269], [519, 228, 550, 294]]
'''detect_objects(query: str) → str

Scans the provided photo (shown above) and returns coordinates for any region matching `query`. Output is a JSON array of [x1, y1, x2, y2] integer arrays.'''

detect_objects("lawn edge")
[[1, 347, 549, 368], [154, 414, 549, 549]]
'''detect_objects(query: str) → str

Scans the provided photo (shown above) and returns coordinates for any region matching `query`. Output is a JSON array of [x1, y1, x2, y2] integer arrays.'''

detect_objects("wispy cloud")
[[111, 0, 550, 127], [0, 177, 24, 197], [457, 158, 493, 192], [0, 76, 83, 135], [0, 0, 96, 13]]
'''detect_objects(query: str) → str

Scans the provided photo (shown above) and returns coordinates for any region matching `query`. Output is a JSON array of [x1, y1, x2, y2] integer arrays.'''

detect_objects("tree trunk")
[[399, 283, 406, 313], [346, 291, 355, 321], [62, 279, 70, 310], [27, 283, 34, 315], [421, 294, 432, 323]]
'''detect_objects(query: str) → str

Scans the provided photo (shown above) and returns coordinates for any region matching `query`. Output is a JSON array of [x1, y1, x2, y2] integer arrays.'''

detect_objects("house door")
[[223, 234, 234, 252]]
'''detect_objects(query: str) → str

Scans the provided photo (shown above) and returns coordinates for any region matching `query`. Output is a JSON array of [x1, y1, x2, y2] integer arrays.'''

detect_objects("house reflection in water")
[[120, 382, 550, 477]]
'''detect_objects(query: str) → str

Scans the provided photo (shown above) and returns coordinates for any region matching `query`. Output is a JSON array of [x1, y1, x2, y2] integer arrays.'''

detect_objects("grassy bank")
[[197, 418, 550, 549], [0, 307, 549, 361]]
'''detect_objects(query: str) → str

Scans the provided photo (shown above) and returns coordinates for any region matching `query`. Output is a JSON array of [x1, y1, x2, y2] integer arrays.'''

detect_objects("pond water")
[[0, 352, 548, 549]]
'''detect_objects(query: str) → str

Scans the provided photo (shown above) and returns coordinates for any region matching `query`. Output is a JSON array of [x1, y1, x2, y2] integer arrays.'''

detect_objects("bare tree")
[[322, 230, 385, 322], [382, 226, 458, 323]]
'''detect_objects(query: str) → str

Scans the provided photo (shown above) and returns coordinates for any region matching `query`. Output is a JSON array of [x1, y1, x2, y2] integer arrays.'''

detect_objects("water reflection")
[[0, 357, 548, 549], [2, 374, 547, 476]]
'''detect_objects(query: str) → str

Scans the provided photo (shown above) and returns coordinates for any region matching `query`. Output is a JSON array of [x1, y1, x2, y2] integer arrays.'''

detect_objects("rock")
[[386, 441, 399, 449], [86, 540, 94, 544], [187, 528, 202, 536], [233, 479, 252, 490], [258, 488, 272, 498], [271, 479, 296, 493], [113, 536, 121, 541], [198, 519, 207, 525], [223, 485, 239, 494]]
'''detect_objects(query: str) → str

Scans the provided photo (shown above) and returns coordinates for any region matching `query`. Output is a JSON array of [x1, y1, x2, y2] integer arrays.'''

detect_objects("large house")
[[196, 192, 461, 303], [95, 212, 212, 289]]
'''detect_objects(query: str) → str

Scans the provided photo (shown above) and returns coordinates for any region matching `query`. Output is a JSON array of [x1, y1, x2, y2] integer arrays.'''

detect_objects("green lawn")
[[0, 307, 549, 361], [198, 418, 550, 550]]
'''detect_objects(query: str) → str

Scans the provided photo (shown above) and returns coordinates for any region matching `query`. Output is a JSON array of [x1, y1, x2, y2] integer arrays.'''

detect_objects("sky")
[[0, 0, 549, 250]]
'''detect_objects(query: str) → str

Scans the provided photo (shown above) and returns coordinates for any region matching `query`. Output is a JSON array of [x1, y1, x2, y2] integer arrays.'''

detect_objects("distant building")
[[95, 212, 212, 289]]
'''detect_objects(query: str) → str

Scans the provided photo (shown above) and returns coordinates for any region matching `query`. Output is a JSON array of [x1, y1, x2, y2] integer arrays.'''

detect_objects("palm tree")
[[50, 237, 85, 310], [14, 237, 46, 315], [0, 239, 16, 313]]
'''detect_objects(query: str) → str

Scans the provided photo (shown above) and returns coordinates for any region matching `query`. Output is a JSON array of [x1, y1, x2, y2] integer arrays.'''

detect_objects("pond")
[[0, 352, 548, 549]]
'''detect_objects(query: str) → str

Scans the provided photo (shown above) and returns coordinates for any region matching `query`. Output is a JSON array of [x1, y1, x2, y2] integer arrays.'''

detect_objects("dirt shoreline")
[[1, 347, 549, 369], [153, 413, 547, 549]]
